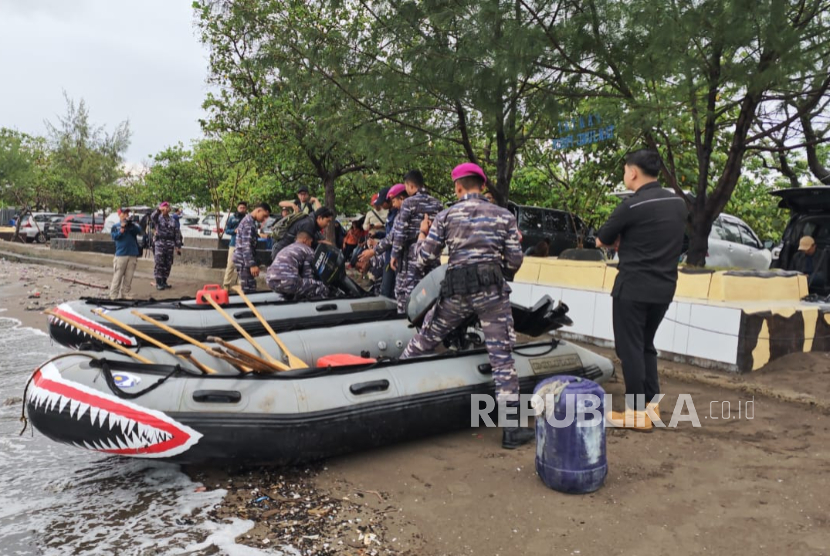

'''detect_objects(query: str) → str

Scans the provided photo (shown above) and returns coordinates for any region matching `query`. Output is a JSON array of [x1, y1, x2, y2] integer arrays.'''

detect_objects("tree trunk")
[[686, 209, 712, 267], [323, 173, 337, 244]]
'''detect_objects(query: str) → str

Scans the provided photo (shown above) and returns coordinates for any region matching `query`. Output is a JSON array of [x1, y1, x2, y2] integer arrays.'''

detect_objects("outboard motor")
[[407, 265, 447, 327], [313, 243, 368, 298], [406, 265, 573, 340], [512, 296, 572, 336]]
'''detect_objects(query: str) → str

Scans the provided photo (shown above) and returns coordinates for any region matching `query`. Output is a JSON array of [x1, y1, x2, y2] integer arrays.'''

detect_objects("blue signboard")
[[552, 114, 615, 150]]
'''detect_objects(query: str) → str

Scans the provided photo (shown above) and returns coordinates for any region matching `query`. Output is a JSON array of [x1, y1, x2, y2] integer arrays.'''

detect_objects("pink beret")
[[451, 162, 487, 182], [159, 201, 170, 208], [387, 183, 407, 200]]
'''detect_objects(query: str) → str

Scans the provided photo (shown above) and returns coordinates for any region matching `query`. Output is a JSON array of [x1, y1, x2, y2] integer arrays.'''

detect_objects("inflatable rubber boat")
[[48, 242, 400, 349], [24, 314, 614, 464], [47, 291, 399, 349]]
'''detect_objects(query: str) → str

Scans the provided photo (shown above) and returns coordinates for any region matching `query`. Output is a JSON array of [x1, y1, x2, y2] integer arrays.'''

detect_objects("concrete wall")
[[512, 258, 825, 373]]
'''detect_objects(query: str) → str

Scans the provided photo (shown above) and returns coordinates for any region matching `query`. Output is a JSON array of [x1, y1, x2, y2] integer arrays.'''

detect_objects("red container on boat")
[[196, 284, 229, 306]]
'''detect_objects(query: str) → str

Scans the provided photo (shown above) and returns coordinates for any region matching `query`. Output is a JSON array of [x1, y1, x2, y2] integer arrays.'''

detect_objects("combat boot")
[[501, 400, 535, 449], [502, 426, 535, 449], [156, 281, 166, 291]]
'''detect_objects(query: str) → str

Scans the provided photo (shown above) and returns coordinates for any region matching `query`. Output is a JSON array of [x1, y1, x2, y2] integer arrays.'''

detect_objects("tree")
[[523, 0, 830, 265], [46, 94, 131, 227], [298, 0, 564, 205], [194, 0, 377, 227], [0, 129, 36, 241], [144, 143, 207, 207]]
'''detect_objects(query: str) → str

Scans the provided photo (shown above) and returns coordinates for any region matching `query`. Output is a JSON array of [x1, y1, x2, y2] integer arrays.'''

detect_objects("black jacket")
[[598, 182, 688, 304], [271, 215, 321, 260]]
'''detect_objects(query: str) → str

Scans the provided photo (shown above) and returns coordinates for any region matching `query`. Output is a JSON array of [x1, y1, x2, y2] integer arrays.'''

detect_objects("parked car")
[[770, 186, 830, 295], [187, 212, 230, 238], [507, 202, 596, 255], [703, 213, 772, 270], [18, 212, 63, 243], [46, 214, 105, 239]]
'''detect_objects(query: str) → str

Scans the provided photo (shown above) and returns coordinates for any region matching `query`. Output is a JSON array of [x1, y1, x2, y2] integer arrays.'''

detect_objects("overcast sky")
[[0, 0, 209, 166]]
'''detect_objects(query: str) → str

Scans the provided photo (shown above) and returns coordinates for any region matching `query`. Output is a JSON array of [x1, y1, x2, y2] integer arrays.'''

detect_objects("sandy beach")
[[3, 257, 829, 555]]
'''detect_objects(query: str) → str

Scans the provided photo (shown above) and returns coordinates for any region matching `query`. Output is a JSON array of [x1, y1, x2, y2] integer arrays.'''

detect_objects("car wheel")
[[35, 232, 47, 244]]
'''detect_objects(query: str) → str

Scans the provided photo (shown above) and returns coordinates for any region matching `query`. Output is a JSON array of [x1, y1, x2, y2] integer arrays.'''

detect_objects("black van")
[[507, 202, 596, 255], [770, 186, 830, 295]]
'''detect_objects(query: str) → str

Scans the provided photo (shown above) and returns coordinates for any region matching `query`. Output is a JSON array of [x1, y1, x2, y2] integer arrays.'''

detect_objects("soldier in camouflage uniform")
[[357, 230, 386, 295], [232, 202, 271, 293], [266, 231, 331, 300], [358, 185, 406, 300], [150, 202, 182, 290], [401, 163, 533, 450], [389, 171, 444, 313]]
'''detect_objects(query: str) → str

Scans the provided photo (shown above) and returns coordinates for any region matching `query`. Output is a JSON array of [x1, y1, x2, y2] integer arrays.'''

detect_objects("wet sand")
[[4, 258, 829, 555]]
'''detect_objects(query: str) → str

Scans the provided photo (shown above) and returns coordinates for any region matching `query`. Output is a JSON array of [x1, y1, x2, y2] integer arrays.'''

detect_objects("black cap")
[[376, 187, 390, 204], [297, 185, 310, 194]]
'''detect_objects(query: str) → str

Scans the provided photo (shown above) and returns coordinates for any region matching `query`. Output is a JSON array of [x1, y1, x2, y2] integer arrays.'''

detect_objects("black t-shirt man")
[[597, 150, 688, 428], [598, 182, 688, 304]]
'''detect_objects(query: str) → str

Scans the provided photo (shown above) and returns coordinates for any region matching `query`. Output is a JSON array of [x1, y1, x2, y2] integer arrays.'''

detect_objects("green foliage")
[[0, 129, 35, 207], [46, 94, 131, 222]]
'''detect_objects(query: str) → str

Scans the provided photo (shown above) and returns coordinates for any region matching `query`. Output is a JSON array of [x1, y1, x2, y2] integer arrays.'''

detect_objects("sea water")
[[0, 316, 283, 555]]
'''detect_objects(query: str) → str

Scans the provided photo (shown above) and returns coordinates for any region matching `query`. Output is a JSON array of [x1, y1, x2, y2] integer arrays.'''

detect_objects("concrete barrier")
[[50, 238, 116, 254], [511, 258, 826, 373], [0, 240, 225, 284]]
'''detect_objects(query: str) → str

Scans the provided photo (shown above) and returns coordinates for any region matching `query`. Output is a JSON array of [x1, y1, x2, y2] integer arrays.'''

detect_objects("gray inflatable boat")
[[47, 291, 399, 349], [25, 314, 614, 464], [48, 243, 397, 350]]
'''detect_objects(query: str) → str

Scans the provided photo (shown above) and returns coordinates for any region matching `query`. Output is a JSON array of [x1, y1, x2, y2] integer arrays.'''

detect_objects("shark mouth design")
[[47, 304, 138, 348], [27, 362, 201, 458]]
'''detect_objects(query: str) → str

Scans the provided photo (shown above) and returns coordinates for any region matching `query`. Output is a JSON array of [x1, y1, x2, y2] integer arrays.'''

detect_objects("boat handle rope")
[[97, 359, 183, 400], [513, 339, 560, 357], [20, 352, 99, 436]]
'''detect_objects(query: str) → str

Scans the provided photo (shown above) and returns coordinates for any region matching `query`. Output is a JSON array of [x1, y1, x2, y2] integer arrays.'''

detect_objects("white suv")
[[19, 212, 62, 243]]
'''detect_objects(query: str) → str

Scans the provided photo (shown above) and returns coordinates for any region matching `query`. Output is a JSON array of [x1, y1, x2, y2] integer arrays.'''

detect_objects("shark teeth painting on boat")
[[47, 303, 138, 347], [27, 362, 201, 458]]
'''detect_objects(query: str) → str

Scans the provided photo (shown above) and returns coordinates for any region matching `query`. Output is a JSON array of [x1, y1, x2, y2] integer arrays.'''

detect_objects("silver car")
[[704, 213, 772, 270], [19, 212, 62, 243]]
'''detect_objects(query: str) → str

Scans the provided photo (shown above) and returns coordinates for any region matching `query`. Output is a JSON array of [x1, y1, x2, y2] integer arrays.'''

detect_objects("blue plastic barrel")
[[534, 375, 607, 494]]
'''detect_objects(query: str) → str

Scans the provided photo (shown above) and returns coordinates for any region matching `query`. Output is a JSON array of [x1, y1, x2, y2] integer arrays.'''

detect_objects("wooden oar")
[[232, 286, 308, 369], [210, 345, 275, 374], [202, 294, 289, 370], [45, 309, 152, 364], [174, 350, 217, 376], [207, 336, 286, 374], [93, 309, 217, 375], [130, 311, 253, 373], [208, 347, 269, 373]]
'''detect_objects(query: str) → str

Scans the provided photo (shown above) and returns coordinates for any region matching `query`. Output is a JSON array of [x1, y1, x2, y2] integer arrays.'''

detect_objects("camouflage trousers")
[[153, 240, 175, 283], [269, 276, 329, 300], [394, 246, 439, 313], [401, 286, 519, 403], [234, 263, 258, 293]]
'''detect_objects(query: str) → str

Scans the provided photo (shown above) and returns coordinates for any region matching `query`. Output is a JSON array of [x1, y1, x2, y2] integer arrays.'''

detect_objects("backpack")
[[271, 212, 307, 242]]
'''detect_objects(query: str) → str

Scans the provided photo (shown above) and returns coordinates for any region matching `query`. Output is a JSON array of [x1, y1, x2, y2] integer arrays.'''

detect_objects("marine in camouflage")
[[402, 192, 524, 403], [265, 241, 331, 300], [232, 214, 260, 293], [390, 191, 444, 313], [365, 251, 385, 296], [150, 209, 182, 284]]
